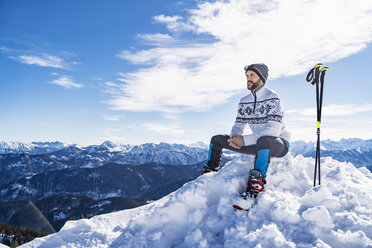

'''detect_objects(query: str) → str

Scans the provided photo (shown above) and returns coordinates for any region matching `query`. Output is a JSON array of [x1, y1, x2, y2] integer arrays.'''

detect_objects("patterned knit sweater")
[[231, 85, 291, 146]]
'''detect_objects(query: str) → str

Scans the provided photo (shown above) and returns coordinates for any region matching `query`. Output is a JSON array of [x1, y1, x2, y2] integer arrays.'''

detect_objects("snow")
[[81, 162, 96, 168], [9, 161, 26, 168], [53, 211, 67, 220], [11, 183, 23, 190], [90, 201, 112, 209], [21, 154, 372, 248]]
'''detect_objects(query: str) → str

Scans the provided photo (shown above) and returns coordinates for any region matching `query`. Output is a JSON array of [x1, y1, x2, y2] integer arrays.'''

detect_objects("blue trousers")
[[207, 135, 289, 177]]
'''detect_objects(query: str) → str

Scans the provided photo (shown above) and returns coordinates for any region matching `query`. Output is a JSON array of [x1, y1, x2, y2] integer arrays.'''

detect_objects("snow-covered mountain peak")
[[0, 141, 68, 154], [0, 141, 34, 153], [188, 141, 208, 149], [22, 155, 372, 247], [99, 141, 125, 152]]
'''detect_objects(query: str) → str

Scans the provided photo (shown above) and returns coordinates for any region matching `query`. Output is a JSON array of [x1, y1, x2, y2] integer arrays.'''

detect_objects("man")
[[202, 63, 291, 199]]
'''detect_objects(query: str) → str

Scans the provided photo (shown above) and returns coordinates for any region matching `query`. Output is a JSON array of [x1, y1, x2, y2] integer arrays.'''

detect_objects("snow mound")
[[21, 154, 372, 248]]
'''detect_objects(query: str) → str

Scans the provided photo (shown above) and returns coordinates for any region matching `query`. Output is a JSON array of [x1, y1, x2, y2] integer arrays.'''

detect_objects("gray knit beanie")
[[244, 63, 269, 83]]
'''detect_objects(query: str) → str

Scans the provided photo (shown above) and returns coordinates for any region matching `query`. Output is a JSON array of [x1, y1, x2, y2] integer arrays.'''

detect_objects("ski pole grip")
[[306, 63, 323, 85], [314, 64, 322, 84], [320, 67, 329, 82]]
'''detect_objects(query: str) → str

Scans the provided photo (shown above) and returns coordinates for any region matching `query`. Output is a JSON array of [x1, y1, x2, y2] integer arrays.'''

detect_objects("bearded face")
[[246, 70, 263, 91]]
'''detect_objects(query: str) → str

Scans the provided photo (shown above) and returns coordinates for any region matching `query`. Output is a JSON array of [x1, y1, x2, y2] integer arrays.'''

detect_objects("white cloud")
[[324, 104, 372, 116], [50, 76, 83, 89], [161, 113, 180, 120], [87, 128, 129, 145], [102, 81, 123, 96], [109, 0, 372, 114], [153, 15, 195, 33], [91, 76, 103, 81], [16, 54, 69, 69], [288, 121, 372, 142], [2, 47, 78, 69], [101, 113, 122, 121], [140, 122, 185, 135], [136, 33, 177, 46], [104, 81, 120, 87], [287, 103, 372, 141], [0, 46, 15, 53], [287, 104, 372, 117]]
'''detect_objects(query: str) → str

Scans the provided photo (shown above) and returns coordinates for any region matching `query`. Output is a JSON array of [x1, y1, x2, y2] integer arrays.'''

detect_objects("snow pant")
[[206, 135, 289, 177]]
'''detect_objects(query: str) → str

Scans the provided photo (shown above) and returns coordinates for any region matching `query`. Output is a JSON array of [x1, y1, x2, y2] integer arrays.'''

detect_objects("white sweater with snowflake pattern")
[[231, 85, 291, 146]]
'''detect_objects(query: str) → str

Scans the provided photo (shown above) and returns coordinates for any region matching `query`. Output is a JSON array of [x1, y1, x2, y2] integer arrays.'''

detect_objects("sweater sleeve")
[[230, 122, 246, 137], [230, 101, 247, 137], [242, 97, 284, 146]]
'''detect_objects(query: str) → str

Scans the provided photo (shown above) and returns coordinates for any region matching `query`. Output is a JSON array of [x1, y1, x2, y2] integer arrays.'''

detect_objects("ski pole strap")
[[306, 63, 322, 85]]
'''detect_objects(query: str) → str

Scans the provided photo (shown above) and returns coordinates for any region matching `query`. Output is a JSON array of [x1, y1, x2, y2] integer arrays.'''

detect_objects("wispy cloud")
[[16, 54, 68, 69], [287, 103, 372, 141], [104, 81, 120, 87], [287, 104, 372, 117], [1, 46, 78, 69], [50, 76, 83, 89], [100, 113, 123, 121], [87, 128, 129, 145], [153, 15, 194, 33], [288, 121, 372, 141], [136, 33, 177, 46], [140, 122, 185, 135], [37, 122, 61, 127], [102, 80, 123, 96], [108, 0, 372, 114], [0, 46, 15, 53]]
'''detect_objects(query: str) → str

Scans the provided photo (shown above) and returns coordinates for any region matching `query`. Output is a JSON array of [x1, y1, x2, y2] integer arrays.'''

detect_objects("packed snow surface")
[[22, 155, 372, 247]]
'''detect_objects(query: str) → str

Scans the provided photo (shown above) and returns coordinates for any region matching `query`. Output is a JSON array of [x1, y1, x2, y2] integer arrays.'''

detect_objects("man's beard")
[[247, 79, 261, 91]]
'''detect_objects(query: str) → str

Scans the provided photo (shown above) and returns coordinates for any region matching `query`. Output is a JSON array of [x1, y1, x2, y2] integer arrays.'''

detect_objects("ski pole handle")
[[320, 67, 329, 83], [306, 63, 322, 85]]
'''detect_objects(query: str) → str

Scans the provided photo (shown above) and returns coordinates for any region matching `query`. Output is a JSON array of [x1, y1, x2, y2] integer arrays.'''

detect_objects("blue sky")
[[1, 0, 372, 146]]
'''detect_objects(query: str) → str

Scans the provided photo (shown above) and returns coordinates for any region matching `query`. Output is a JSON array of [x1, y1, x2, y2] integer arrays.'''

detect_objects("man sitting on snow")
[[202, 63, 291, 199]]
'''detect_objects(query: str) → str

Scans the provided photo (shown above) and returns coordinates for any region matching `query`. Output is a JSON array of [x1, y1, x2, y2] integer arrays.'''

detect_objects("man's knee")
[[210, 135, 220, 145], [210, 134, 228, 146], [256, 136, 274, 149]]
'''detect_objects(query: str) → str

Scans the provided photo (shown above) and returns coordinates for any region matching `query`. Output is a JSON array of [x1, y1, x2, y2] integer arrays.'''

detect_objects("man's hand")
[[228, 134, 244, 149]]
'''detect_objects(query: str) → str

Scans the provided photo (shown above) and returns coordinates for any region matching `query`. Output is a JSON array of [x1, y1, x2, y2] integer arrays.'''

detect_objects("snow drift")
[[21, 154, 372, 247]]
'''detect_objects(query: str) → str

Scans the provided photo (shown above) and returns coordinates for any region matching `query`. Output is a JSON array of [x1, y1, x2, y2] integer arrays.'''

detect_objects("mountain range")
[[290, 138, 372, 168], [1, 138, 371, 174], [0, 138, 371, 235], [20, 155, 372, 247]]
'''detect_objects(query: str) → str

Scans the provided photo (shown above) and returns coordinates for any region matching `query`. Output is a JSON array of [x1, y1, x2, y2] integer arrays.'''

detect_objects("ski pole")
[[316, 67, 328, 186], [306, 64, 329, 186]]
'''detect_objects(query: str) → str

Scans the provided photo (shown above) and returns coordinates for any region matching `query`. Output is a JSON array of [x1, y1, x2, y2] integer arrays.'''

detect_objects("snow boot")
[[246, 169, 266, 198], [202, 163, 220, 174], [233, 170, 266, 211]]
